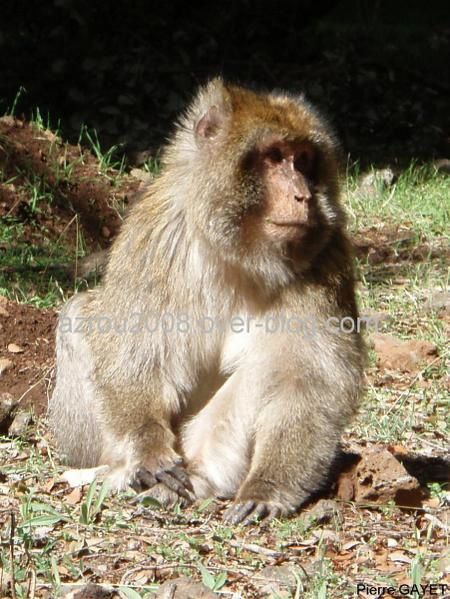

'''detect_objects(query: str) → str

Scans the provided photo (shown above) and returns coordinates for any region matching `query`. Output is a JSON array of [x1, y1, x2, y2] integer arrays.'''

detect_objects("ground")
[[0, 118, 449, 598]]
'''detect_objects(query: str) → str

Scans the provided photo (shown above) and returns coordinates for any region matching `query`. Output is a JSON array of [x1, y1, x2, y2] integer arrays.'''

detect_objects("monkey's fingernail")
[[242, 503, 268, 525], [155, 471, 194, 501], [171, 466, 194, 491], [134, 468, 158, 489], [224, 500, 256, 524]]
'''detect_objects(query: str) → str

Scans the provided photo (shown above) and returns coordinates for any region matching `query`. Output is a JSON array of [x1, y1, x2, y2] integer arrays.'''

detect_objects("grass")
[[0, 215, 78, 307], [342, 166, 449, 452], [0, 109, 138, 305], [78, 125, 126, 181], [346, 164, 449, 236]]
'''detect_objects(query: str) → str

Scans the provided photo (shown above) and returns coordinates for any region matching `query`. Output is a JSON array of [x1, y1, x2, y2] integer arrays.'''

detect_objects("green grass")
[[78, 125, 126, 181], [346, 164, 450, 238], [344, 165, 449, 449], [0, 111, 132, 306], [0, 216, 78, 306]]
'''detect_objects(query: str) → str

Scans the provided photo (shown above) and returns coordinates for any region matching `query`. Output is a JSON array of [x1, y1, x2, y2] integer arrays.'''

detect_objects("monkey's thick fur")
[[50, 79, 364, 524]]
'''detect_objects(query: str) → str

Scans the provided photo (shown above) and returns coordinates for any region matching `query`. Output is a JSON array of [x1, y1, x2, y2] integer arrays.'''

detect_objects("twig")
[[227, 539, 282, 559], [9, 512, 17, 599], [26, 568, 36, 599], [17, 365, 53, 404]]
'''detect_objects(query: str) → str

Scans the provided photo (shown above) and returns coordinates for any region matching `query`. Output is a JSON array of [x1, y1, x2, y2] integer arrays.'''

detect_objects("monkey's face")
[[173, 80, 345, 279], [242, 138, 324, 246]]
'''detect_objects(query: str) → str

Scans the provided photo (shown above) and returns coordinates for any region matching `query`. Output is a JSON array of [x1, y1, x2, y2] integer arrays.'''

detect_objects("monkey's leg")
[[223, 370, 357, 525], [182, 371, 255, 500], [193, 333, 361, 525]]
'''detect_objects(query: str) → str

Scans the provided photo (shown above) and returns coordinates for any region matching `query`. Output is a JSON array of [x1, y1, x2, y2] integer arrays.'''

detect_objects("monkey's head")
[[166, 78, 346, 286]]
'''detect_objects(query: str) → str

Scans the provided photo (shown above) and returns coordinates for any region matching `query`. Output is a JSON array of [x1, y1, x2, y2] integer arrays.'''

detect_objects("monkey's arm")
[[224, 332, 363, 525], [98, 382, 195, 506]]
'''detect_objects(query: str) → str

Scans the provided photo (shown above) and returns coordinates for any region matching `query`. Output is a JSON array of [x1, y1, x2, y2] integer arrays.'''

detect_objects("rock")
[[427, 291, 450, 313], [354, 446, 422, 505], [357, 168, 395, 197], [101, 226, 111, 239], [370, 333, 438, 372], [7, 343, 24, 354], [155, 577, 217, 598], [8, 411, 32, 436], [61, 583, 118, 599], [0, 358, 13, 376], [0, 393, 17, 427], [130, 167, 153, 184], [299, 499, 341, 528], [62, 465, 109, 487], [255, 564, 309, 597]]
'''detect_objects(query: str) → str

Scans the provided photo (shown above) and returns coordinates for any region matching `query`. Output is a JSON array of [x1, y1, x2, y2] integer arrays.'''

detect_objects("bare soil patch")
[[0, 116, 139, 248], [0, 296, 56, 416]]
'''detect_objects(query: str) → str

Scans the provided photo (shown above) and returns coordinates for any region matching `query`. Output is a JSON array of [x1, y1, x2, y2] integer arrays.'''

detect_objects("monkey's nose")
[[294, 194, 311, 203]]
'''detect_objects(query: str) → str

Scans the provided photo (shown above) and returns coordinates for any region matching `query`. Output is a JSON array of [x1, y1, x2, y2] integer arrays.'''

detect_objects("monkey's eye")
[[265, 147, 284, 164], [294, 147, 314, 173]]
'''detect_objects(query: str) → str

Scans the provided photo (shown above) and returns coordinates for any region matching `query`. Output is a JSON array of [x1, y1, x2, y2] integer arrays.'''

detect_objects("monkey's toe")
[[223, 500, 286, 525], [131, 463, 195, 506], [133, 482, 192, 509], [155, 466, 195, 502], [130, 467, 158, 492]]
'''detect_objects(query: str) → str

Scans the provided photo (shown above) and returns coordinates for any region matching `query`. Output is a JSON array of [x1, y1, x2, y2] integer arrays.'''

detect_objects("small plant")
[[7, 86, 26, 116], [198, 563, 227, 592], [79, 125, 125, 177], [79, 479, 110, 524]]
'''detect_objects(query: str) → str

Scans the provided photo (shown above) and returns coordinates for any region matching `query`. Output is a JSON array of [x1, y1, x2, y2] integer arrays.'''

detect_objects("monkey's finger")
[[135, 482, 188, 508], [267, 504, 283, 521], [241, 503, 270, 526], [130, 467, 158, 492], [169, 465, 195, 493], [223, 500, 256, 525], [155, 470, 195, 502]]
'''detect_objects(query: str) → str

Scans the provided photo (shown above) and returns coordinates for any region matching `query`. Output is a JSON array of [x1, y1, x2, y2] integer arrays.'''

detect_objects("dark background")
[[0, 0, 448, 167]]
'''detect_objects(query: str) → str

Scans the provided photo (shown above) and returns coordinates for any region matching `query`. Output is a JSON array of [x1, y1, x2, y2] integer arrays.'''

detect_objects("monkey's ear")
[[195, 106, 224, 140], [193, 78, 231, 144]]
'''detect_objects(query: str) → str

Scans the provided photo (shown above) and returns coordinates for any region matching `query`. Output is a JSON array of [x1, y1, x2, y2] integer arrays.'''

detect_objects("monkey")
[[49, 78, 365, 525]]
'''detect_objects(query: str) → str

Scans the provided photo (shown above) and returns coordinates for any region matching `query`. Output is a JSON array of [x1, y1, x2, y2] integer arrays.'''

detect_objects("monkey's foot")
[[131, 462, 195, 507], [223, 500, 296, 525]]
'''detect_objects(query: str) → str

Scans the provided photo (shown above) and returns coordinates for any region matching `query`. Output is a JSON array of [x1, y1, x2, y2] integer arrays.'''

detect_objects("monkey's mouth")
[[263, 219, 311, 242], [268, 220, 306, 227]]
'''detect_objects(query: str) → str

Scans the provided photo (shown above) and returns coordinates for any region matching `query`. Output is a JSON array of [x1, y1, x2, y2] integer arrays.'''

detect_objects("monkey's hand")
[[130, 457, 195, 508], [223, 480, 298, 525]]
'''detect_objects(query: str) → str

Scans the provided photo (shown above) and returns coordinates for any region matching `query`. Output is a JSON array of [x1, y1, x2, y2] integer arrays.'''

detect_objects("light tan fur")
[[49, 78, 364, 524]]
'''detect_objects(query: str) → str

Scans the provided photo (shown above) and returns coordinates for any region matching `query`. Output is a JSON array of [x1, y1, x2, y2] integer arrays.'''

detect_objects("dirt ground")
[[0, 116, 139, 247], [0, 117, 141, 416], [0, 298, 55, 416]]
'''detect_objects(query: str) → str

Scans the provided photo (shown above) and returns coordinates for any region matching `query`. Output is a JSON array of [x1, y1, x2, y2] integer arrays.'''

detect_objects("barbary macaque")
[[49, 78, 365, 524]]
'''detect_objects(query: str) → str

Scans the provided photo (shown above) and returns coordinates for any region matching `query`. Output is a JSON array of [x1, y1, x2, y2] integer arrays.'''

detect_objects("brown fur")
[[49, 78, 365, 524]]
